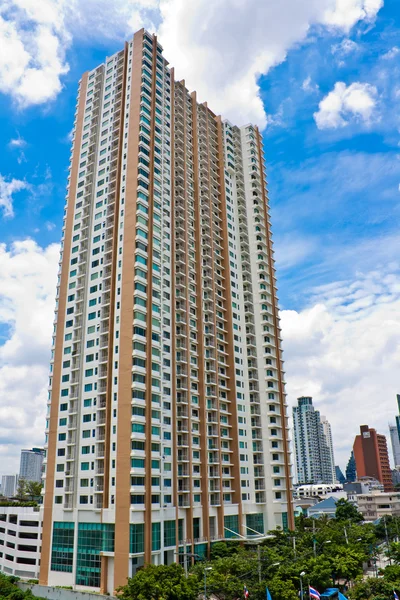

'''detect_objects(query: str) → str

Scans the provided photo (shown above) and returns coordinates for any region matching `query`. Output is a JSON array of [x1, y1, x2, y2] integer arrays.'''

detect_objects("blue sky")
[[0, 0, 399, 472]]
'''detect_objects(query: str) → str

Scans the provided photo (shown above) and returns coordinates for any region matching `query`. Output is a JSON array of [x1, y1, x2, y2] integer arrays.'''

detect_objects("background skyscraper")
[[1, 475, 18, 498], [345, 450, 357, 482], [321, 415, 336, 483], [292, 397, 334, 485], [19, 448, 45, 483], [40, 29, 293, 593], [353, 424, 393, 492], [335, 465, 346, 484], [389, 424, 400, 467]]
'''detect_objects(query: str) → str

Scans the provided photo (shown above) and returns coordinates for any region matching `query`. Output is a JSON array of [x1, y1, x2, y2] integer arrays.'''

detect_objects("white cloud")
[[0, 0, 384, 122], [331, 38, 359, 57], [8, 136, 26, 149], [157, 0, 383, 127], [8, 134, 27, 163], [0, 240, 59, 472], [302, 76, 320, 93], [382, 46, 400, 60], [0, 1, 70, 107], [281, 267, 400, 469], [323, 0, 384, 31], [0, 173, 28, 217], [314, 81, 378, 129]]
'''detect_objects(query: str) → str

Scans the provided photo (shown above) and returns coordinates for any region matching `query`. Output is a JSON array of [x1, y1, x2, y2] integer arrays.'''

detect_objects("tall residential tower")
[[40, 29, 293, 593], [353, 424, 393, 492], [19, 448, 45, 483], [292, 397, 334, 485]]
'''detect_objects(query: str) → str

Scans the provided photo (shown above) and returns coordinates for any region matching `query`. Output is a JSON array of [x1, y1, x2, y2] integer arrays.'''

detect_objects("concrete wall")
[[17, 582, 115, 600]]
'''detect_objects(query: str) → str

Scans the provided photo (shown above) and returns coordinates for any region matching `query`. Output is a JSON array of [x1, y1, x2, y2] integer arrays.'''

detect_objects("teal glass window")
[[130, 523, 144, 554], [76, 523, 114, 587], [224, 514, 239, 538], [51, 522, 74, 573]]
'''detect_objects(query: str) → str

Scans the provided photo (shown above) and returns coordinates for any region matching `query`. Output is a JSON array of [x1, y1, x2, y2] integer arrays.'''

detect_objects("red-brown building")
[[353, 425, 393, 492]]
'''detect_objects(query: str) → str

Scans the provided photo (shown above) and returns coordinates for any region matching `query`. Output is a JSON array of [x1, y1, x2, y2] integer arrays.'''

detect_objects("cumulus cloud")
[[0, 1, 70, 107], [314, 81, 378, 129], [323, 0, 383, 30], [281, 267, 400, 469], [382, 46, 400, 60], [0, 0, 384, 123], [0, 173, 28, 217], [0, 240, 59, 472], [331, 38, 360, 57], [157, 0, 383, 127]]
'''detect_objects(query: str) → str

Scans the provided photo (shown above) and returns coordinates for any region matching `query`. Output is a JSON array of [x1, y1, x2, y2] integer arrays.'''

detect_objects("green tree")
[[347, 576, 398, 600], [330, 546, 365, 584], [265, 577, 298, 600], [0, 573, 38, 600], [25, 481, 42, 502], [210, 541, 240, 560], [335, 499, 363, 523], [15, 478, 27, 500], [192, 554, 258, 600], [117, 564, 199, 600]]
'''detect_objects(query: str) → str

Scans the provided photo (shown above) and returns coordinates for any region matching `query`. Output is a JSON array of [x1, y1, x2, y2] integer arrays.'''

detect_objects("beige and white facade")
[[40, 29, 293, 593], [357, 491, 400, 521]]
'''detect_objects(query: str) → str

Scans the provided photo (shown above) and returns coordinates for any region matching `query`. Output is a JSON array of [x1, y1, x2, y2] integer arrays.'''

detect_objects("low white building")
[[358, 491, 400, 521], [295, 484, 344, 498], [0, 506, 42, 580]]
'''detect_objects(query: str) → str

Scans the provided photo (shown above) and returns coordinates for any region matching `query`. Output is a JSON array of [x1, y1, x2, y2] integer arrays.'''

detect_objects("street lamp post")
[[313, 539, 331, 558], [299, 571, 305, 600], [204, 567, 212, 600]]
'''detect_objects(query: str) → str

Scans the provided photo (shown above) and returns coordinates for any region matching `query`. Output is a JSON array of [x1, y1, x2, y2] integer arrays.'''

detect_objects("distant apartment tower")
[[292, 397, 334, 484], [345, 450, 357, 482], [1, 475, 18, 498], [19, 448, 45, 483], [389, 394, 400, 467], [353, 425, 393, 492], [389, 425, 400, 467], [321, 415, 336, 483], [40, 29, 294, 593]]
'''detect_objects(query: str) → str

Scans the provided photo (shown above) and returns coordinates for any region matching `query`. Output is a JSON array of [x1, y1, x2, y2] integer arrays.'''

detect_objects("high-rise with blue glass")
[[40, 29, 294, 593]]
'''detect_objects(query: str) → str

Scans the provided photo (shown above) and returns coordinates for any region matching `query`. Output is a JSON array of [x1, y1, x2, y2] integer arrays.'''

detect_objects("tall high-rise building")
[[19, 448, 45, 483], [321, 415, 336, 483], [345, 450, 356, 482], [395, 394, 400, 440], [40, 29, 294, 592], [292, 397, 334, 485], [1, 475, 18, 498], [353, 425, 393, 492], [389, 425, 400, 467]]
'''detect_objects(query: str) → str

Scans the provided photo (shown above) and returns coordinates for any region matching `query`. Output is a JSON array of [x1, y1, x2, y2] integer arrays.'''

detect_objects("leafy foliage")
[[0, 573, 38, 600], [335, 499, 363, 523], [116, 563, 199, 600], [117, 514, 400, 600]]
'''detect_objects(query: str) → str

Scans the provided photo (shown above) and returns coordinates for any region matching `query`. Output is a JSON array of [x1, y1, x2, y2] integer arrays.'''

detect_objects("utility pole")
[[344, 526, 348, 545], [313, 520, 316, 558], [293, 535, 297, 559], [384, 517, 392, 566], [300, 571, 305, 600]]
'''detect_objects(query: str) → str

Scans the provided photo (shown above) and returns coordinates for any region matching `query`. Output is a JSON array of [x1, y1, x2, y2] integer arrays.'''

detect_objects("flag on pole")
[[266, 588, 272, 600], [394, 591, 399, 600], [244, 586, 249, 599], [309, 587, 321, 599]]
